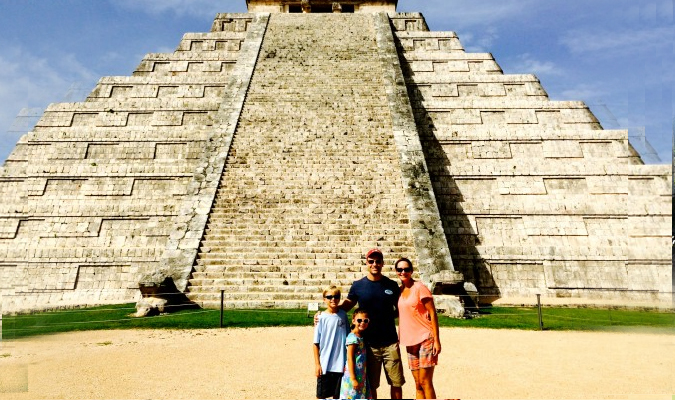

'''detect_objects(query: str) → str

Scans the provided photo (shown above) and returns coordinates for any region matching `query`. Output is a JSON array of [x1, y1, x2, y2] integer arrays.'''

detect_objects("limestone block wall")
[[0, 14, 255, 313], [1, 9, 669, 313], [392, 14, 672, 303]]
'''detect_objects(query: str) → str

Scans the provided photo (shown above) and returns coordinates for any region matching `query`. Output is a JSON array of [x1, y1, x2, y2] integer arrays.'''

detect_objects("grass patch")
[[2, 304, 673, 339], [1, 304, 313, 339], [439, 306, 675, 332]]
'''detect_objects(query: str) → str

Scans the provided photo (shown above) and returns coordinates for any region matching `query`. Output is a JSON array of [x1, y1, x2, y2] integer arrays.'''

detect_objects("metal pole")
[[536, 294, 544, 331], [220, 290, 224, 328]]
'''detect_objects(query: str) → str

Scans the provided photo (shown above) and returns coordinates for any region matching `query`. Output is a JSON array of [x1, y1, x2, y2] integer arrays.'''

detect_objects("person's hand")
[[432, 338, 442, 356], [351, 377, 361, 388], [313, 311, 322, 326], [315, 364, 323, 377]]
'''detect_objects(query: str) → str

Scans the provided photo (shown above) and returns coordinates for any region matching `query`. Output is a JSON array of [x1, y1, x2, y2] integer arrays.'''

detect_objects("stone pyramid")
[[1, 0, 671, 313]]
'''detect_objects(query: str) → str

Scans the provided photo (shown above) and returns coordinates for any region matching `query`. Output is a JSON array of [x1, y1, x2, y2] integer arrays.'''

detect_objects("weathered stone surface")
[[134, 297, 169, 317], [0, 2, 670, 313], [395, 13, 671, 304], [433, 295, 465, 318], [134, 275, 198, 317]]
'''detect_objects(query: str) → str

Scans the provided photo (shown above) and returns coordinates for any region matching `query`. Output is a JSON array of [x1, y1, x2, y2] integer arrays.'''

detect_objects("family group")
[[313, 248, 441, 399]]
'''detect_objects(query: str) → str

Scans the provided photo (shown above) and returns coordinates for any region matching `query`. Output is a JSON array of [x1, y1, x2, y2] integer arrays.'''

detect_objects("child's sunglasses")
[[356, 318, 370, 324]]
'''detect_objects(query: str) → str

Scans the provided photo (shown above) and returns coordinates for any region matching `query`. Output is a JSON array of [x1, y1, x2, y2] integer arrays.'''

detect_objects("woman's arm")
[[346, 344, 359, 386], [422, 297, 441, 356]]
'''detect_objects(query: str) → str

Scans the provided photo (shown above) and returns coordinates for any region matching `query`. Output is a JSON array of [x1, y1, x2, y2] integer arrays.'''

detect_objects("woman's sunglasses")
[[324, 295, 341, 300], [356, 318, 370, 324], [395, 267, 413, 273]]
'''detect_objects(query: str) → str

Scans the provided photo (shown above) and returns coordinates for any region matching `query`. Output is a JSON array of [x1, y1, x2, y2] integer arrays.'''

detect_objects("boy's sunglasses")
[[324, 295, 341, 300], [395, 267, 413, 273], [356, 318, 370, 324]]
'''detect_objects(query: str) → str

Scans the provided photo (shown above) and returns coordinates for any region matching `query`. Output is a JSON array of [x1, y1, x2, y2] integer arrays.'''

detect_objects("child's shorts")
[[316, 371, 343, 399], [405, 334, 439, 371]]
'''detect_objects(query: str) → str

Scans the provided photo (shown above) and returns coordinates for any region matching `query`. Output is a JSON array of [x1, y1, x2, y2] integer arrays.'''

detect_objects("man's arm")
[[313, 298, 355, 325], [339, 297, 356, 312]]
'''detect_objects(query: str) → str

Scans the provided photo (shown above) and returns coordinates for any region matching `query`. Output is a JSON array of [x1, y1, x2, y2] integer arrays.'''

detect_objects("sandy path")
[[0, 327, 673, 399]]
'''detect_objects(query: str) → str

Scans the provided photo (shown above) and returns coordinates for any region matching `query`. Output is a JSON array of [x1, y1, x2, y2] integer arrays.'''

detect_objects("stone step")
[[191, 265, 366, 275], [191, 264, 402, 274], [193, 261, 382, 271], [194, 257, 369, 266], [198, 228, 365, 237], [188, 276, 355, 287], [188, 275, 403, 288], [196, 247, 413, 256], [187, 284, 350, 295], [190, 298, 314, 310], [187, 291, 332, 302], [197, 244, 369, 251], [203, 224, 410, 232], [188, 270, 400, 281], [197, 245, 381, 253]]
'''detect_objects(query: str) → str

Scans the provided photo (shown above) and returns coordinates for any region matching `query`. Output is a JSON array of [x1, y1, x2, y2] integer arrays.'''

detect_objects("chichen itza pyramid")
[[0, 0, 671, 314]]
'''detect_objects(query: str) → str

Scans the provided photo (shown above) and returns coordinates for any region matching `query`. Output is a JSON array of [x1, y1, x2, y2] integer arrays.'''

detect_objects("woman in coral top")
[[395, 257, 441, 399]]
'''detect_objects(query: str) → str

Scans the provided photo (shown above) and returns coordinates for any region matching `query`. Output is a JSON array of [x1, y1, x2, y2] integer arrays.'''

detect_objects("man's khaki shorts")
[[366, 342, 406, 389]]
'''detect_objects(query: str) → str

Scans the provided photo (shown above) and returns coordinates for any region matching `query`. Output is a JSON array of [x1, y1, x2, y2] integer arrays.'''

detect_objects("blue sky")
[[0, 0, 672, 163]]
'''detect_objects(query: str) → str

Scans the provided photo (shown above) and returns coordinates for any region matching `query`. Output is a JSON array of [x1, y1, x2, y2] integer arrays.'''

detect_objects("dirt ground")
[[0, 326, 673, 399]]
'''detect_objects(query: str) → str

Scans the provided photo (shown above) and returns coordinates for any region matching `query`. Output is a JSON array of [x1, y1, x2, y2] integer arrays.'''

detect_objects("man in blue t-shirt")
[[339, 248, 405, 399]]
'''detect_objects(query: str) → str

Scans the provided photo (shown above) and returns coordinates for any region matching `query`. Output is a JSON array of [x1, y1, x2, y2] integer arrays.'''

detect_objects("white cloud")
[[559, 84, 609, 102], [560, 26, 673, 56], [508, 53, 564, 77], [0, 44, 98, 160], [462, 27, 499, 53], [113, 0, 245, 18], [402, 0, 539, 29]]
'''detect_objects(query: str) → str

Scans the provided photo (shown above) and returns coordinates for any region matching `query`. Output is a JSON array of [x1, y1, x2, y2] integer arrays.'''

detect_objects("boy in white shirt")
[[313, 286, 349, 399]]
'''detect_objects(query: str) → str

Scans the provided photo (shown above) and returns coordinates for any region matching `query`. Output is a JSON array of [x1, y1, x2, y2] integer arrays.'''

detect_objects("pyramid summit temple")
[[0, 0, 672, 314]]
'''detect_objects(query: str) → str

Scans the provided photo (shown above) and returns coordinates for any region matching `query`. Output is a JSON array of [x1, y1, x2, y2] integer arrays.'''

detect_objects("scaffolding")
[[590, 102, 662, 164]]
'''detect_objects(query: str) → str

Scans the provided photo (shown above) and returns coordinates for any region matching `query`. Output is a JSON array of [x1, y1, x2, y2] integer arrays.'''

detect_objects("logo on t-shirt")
[[384, 289, 394, 295]]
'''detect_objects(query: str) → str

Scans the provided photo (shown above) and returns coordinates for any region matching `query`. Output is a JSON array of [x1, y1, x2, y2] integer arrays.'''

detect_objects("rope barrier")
[[6, 302, 199, 319], [2, 309, 220, 332], [7, 306, 138, 318], [540, 313, 673, 326], [2, 307, 312, 334], [4, 295, 672, 337]]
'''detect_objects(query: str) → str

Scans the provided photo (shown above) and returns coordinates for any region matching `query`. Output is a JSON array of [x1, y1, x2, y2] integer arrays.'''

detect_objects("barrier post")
[[220, 290, 225, 328], [536, 294, 544, 331]]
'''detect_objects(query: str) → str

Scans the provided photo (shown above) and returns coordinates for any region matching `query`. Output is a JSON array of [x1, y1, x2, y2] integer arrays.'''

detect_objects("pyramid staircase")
[[185, 13, 417, 308]]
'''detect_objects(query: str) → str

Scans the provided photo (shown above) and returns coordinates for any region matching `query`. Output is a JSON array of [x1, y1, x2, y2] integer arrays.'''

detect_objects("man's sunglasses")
[[395, 267, 413, 273], [324, 295, 341, 300], [356, 318, 370, 324], [366, 258, 383, 264]]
